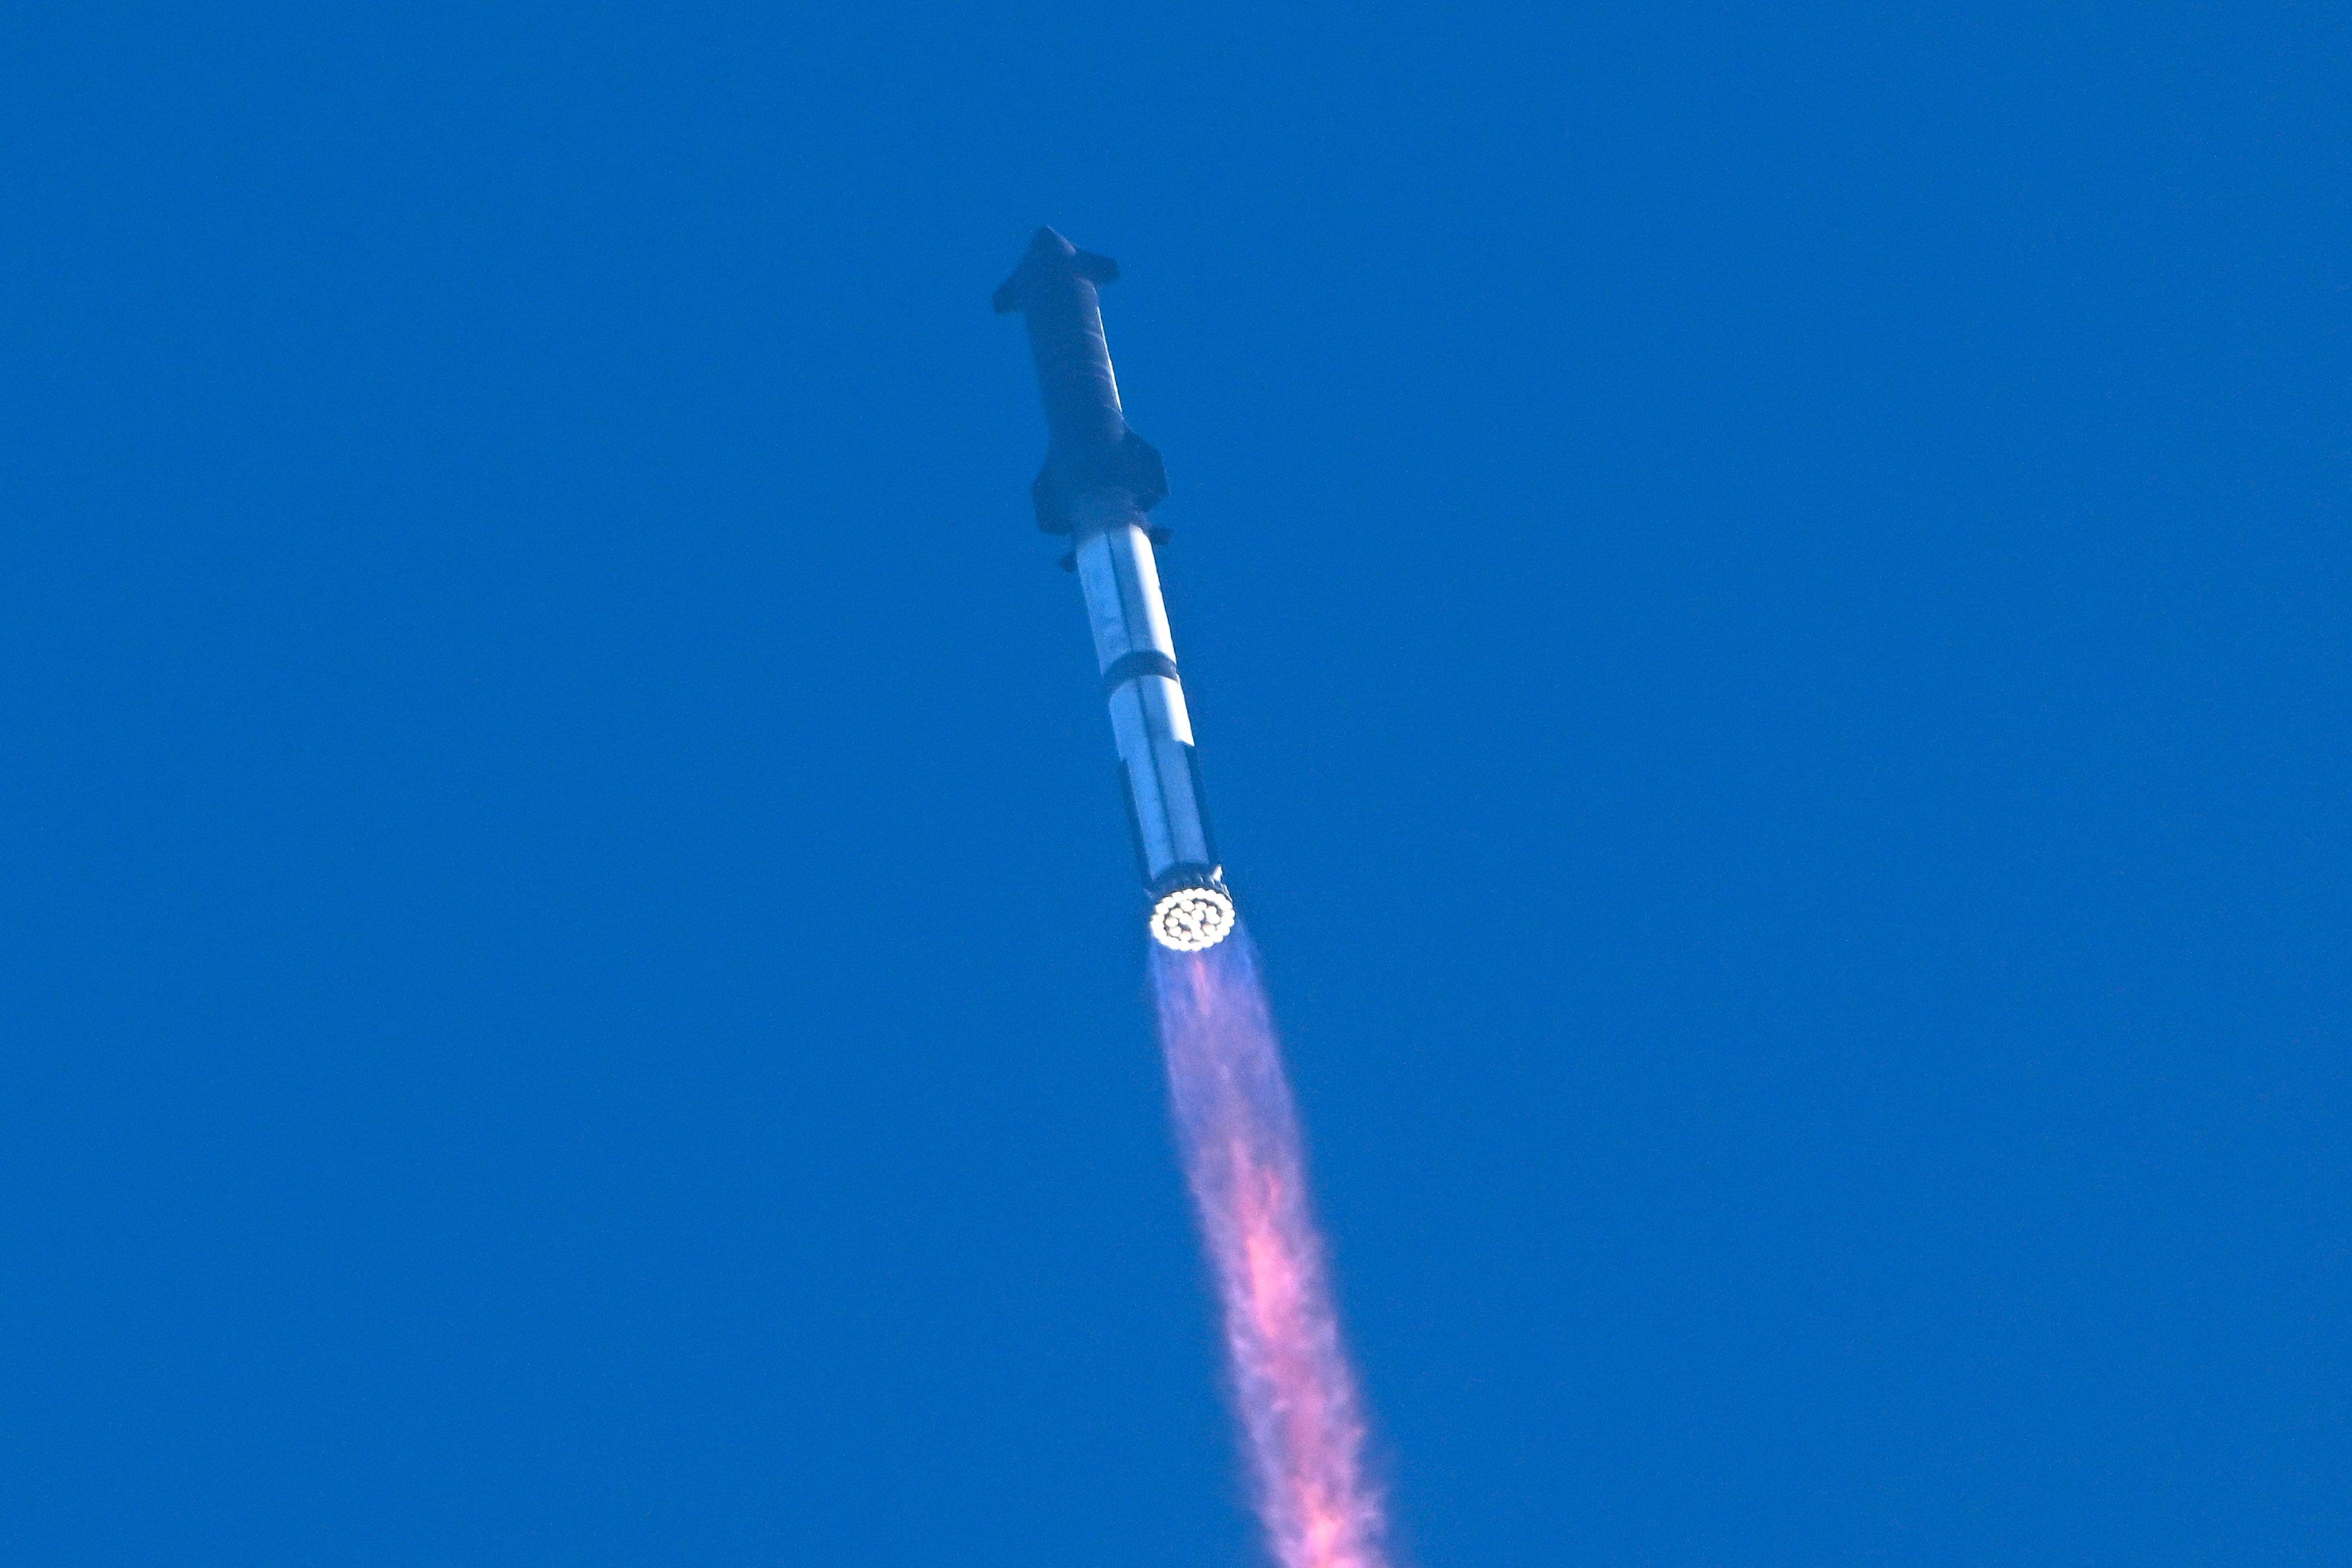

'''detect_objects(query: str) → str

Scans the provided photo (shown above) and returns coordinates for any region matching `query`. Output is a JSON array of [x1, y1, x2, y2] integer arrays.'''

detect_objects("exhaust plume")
[[1151, 928, 1388, 1568]]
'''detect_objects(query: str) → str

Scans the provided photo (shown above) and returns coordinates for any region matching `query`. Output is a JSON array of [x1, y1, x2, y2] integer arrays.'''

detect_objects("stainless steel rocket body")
[[1069, 491, 1219, 893], [996, 228, 1233, 949]]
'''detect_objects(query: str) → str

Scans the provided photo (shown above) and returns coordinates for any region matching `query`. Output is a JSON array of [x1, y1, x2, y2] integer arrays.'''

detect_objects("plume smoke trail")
[[1151, 928, 1388, 1568]]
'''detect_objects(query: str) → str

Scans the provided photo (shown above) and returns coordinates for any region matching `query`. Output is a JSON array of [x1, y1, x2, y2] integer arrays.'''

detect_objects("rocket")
[[995, 227, 1235, 952]]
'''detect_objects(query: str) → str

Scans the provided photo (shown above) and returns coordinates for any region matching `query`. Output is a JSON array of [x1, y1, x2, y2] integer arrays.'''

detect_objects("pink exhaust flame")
[[1151, 928, 1389, 1568]]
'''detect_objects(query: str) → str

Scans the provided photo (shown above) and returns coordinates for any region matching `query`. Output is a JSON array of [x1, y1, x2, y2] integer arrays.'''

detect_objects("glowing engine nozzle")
[[1150, 884, 1237, 952]]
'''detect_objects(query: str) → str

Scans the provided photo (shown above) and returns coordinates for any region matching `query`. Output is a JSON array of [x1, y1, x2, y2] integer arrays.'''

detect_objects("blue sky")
[[4, 4, 2345, 1563]]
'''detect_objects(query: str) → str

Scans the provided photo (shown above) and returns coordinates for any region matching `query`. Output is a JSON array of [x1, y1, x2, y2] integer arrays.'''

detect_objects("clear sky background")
[[4, 4, 2345, 1564]]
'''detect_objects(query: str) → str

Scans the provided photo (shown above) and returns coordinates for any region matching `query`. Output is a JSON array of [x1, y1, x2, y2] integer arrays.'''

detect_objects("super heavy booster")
[[994, 228, 1234, 951]]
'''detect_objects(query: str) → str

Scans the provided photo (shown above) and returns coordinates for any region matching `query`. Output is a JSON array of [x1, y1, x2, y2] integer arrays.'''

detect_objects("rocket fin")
[[1031, 460, 1069, 533], [1031, 429, 1168, 533], [993, 242, 1116, 312], [1111, 429, 1168, 508]]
